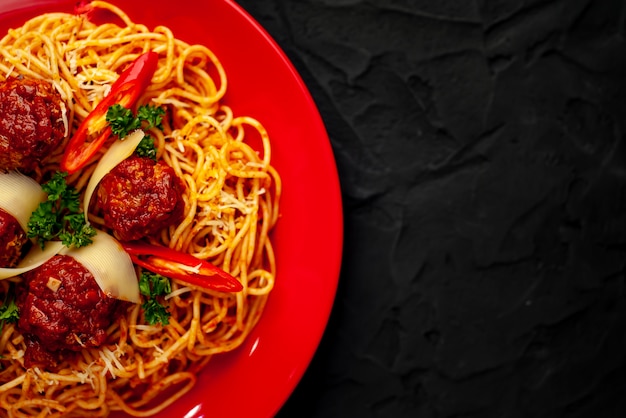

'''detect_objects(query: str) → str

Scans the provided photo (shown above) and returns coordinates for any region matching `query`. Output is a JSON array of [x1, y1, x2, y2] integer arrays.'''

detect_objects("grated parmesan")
[[165, 286, 192, 300], [59, 101, 69, 137], [219, 190, 251, 214], [98, 345, 125, 378], [66, 50, 77, 75], [152, 97, 191, 108]]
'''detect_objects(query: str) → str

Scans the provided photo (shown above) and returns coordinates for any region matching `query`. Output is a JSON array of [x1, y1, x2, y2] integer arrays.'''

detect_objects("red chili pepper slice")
[[122, 241, 243, 293], [60, 51, 159, 174]]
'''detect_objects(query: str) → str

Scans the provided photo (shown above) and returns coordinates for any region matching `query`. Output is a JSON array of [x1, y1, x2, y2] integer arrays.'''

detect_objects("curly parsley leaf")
[[41, 172, 69, 201], [106, 104, 164, 139], [137, 105, 165, 130], [106, 104, 141, 138], [139, 272, 172, 325], [139, 271, 172, 297], [27, 172, 96, 249], [0, 297, 19, 334], [28, 200, 61, 243], [0, 299, 19, 323], [106, 104, 163, 159], [142, 299, 170, 326], [135, 135, 157, 160], [59, 214, 97, 248]]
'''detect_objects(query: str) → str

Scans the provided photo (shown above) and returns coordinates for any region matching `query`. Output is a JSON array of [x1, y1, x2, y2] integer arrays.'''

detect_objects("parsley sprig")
[[106, 104, 141, 138], [139, 271, 172, 325], [0, 297, 19, 334], [135, 135, 157, 161], [27, 172, 96, 249], [106, 104, 164, 160]]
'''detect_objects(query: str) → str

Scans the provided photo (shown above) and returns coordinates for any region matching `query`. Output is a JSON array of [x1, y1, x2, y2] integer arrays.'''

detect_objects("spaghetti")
[[0, 1, 281, 416]]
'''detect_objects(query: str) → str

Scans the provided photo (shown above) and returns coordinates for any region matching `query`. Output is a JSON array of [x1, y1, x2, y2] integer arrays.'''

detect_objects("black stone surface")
[[234, 1, 626, 417]]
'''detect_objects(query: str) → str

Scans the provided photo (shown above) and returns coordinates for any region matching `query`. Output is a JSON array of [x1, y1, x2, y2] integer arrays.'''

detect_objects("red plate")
[[0, 1, 343, 417]]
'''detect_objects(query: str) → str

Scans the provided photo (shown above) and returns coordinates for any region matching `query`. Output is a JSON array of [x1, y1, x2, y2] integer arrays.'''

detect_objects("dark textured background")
[[234, 1, 626, 417]]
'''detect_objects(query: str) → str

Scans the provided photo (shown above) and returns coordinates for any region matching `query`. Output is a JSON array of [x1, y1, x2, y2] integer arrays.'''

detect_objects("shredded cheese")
[[219, 190, 251, 214], [132, 324, 161, 332], [164, 286, 192, 300], [66, 50, 77, 75], [152, 97, 191, 108], [59, 101, 68, 137], [98, 346, 125, 378], [178, 263, 202, 274]]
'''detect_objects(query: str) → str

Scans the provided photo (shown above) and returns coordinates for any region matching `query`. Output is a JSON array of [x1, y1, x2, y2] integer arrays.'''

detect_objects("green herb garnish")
[[0, 297, 19, 334], [106, 104, 164, 138], [106, 104, 141, 138], [135, 135, 157, 160], [105, 104, 164, 160], [139, 271, 172, 325], [27, 171, 96, 249], [137, 105, 165, 131]]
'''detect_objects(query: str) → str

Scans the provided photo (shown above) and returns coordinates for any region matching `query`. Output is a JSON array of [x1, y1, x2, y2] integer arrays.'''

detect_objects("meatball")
[[0, 77, 66, 171], [0, 209, 30, 268], [96, 156, 185, 242], [17, 254, 122, 368]]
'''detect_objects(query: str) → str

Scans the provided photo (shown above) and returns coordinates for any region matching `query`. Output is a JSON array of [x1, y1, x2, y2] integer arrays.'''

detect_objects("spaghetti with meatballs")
[[0, 1, 281, 416]]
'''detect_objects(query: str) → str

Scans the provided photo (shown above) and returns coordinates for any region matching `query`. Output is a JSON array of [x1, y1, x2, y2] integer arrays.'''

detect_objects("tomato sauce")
[[96, 156, 185, 241], [0, 77, 66, 172], [17, 255, 124, 368]]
